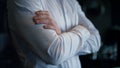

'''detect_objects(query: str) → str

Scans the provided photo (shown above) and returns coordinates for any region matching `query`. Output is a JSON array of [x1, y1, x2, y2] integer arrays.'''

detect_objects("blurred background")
[[0, 0, 119, 68]]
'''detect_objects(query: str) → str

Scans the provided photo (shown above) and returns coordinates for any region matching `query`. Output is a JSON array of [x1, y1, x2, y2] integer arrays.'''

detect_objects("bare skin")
[[33, 11, 61, 35]]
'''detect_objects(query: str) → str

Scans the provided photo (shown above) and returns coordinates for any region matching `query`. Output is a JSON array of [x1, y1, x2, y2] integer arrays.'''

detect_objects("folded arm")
[[75, 1, 101, 55], [7, 0, 101, 65]]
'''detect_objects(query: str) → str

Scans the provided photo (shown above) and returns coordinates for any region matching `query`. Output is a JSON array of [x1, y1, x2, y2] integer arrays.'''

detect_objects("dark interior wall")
[[112, 0, 120, 66], [0, 0, 21, 68], [77, 0, 112, 36], [0, 0, 8, 53], [0, 0, 7, 33]]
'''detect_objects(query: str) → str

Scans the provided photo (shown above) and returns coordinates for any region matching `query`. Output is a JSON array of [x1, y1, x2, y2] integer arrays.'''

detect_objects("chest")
[[40, 0, 79, 31]]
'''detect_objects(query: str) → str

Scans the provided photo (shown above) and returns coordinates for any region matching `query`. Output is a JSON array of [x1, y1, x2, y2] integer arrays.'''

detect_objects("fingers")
[[34, 18, 49, 24], [33, 15, 52, 24], [33, 10, 52, 24], [35, 10, 50, 16], [33, 15, 50, 20], [43, 24, 55, 30], [33, 11, 61, 35]]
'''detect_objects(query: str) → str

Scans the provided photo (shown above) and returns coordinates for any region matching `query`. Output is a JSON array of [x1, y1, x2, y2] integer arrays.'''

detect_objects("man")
[[7, 0, 101, 68]]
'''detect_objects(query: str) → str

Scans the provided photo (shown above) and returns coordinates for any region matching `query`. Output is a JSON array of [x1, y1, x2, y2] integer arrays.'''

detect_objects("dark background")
[[0, 0, 120, 68]]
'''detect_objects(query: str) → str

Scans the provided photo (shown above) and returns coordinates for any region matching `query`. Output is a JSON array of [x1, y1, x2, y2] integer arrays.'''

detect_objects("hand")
[[33, 11, 61, 35]]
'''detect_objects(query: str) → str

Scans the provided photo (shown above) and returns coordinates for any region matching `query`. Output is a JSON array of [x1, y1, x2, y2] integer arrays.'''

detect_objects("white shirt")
[[7, 0, 101, 68]]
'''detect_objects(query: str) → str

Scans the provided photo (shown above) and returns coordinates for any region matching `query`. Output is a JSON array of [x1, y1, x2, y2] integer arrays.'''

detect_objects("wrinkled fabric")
[[7, 0, 101, 68]]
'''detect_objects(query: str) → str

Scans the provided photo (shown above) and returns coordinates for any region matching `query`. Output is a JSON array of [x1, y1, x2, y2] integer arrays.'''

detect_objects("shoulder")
[[7, 0, 42, 12]]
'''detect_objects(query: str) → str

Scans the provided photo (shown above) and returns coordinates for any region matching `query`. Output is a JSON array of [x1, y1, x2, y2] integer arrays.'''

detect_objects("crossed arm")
[[8, 0, 101, 65]]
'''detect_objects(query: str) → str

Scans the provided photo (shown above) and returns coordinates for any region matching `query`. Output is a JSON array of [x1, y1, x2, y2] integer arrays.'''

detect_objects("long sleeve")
[[7, 0, 101, 65], [74, 1, 101, 55]]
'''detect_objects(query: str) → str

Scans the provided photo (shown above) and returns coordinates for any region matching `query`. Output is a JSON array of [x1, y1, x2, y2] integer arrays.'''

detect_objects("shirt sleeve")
[[73, 1, 101, 55], [7, 0, 101, 65]]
